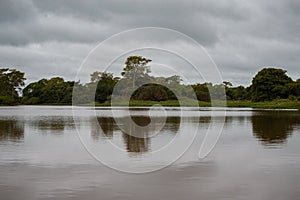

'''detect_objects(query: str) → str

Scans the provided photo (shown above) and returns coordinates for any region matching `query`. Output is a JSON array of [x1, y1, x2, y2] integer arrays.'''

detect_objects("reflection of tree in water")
[[0, 119, 24, 142], [91, 116, 181, 153], [252, 111, 300, 145], [29, 117, 74, 134], [122, 116, 181, 153], [91, 117, 116, 140], [162, 117, 181, 132], [223, 115, 250, 128], [123, 133, 149, 153], [131, 116, 151, 126]]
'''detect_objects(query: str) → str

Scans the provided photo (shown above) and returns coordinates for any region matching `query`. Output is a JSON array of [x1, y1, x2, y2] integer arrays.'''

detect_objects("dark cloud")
[[0, 0, 36, 23], [0, 0, 299, 85]]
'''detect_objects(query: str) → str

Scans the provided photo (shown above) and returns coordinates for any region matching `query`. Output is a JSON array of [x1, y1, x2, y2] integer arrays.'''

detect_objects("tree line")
[[1, 56, 300, 105]]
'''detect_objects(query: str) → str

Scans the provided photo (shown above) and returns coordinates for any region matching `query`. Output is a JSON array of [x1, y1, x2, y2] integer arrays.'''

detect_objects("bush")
[[0, 96, 16, 105]]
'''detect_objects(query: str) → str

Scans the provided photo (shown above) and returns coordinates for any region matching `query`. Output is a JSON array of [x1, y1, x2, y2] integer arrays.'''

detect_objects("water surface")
[[0, 106, 300, 200]]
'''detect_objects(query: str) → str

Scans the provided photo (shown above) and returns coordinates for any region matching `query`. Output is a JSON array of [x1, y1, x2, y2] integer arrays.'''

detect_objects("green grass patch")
[[89, 99, 300, 110], [227, 99, 300, 110]]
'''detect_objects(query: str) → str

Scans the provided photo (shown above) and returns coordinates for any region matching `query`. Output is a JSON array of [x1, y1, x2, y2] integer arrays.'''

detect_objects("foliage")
[[208, 83, 226, 100], [250, 68, 293, 101], [92, 71, 119, 103], [288, 79, 300, 97], [22, 77, 74, 104], [225, 86, 250, 100], [131, 84, 170, 101], [191, 83, 211, 102], [121, 56, 152, 88], [0, 68, 25, 105], [2, 57, 299, 108]]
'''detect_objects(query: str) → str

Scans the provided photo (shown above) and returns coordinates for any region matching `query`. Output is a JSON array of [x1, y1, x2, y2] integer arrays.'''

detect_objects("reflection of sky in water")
[[0, 107, 300, 200], [0, 106, 299, 163]]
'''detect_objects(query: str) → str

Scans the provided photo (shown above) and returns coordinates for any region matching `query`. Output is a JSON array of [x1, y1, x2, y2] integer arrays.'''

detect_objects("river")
[[0, 106, 299, 200]]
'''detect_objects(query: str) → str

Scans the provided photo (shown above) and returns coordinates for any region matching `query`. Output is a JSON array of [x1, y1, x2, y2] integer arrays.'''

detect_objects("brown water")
[[0, 106, 300, 200]]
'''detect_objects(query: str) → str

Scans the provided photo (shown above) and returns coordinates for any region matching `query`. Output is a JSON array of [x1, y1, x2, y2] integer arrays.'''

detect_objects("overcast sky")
[[0, 0, 299, 86]]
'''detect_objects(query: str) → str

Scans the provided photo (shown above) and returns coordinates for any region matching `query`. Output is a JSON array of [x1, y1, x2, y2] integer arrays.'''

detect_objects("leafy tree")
[[73, 71, 119, 104], [165, 75, 181, 85], [90, 71, 103, 82], [226, 86, 249, 100], [192, 83, 211, 102], [0, 68, 25, 105], [222, 81, 233, 88], [250, 68, 293, 101], [152, 75, 183, 100], [208, 83, 226, 100], [131, 84, 170, 101], [288, 79, 300, 99], [22, 77, 74, 104], [121, 56, 152, 88], [72, 81, 94, 104], [22, 79, 48, 104], [92, 71, 119, 103]]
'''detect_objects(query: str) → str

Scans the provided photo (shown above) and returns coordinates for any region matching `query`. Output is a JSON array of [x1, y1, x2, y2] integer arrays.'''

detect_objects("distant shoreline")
[[97, 99, 300, 110], [3, 99, 299, 110]]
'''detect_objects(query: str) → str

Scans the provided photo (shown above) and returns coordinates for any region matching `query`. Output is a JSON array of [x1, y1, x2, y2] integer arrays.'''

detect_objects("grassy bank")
[[2, 99, 298, 110], [91, 99, 300, 110], [226, 99, 300, 110]]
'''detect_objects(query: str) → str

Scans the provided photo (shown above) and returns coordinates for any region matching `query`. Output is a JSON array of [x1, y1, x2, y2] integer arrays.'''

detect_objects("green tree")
[[0, 68, 25, 105], [91, 71, 119, 103], [288, 78, 300, 98], [22, 79, 47, 104], [250, 68, 293, 101], [192, 83, 211, 102], [121, 56, 152, 88], [131, 84, 170, 101], [222, 81, 233, 88], [209, 83, 226, 100], [22, 77, 74, 104], [226, 86, 249, 100]]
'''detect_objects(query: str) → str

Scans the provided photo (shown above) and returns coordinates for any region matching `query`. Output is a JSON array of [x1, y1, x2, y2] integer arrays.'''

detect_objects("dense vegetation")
[[22, 77, 74, 105], [0, 68, 25, 105], [1, 56, 299, 107]]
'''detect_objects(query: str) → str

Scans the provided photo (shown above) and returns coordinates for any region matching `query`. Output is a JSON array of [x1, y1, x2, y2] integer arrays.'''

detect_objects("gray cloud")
[[0, 0, 299, 85]]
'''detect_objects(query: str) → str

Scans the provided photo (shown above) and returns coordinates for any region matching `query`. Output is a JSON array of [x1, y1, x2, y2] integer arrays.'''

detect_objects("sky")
[[0, 0, 300, 86]]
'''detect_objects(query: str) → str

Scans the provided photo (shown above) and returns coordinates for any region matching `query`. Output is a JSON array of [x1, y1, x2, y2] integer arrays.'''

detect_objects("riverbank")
[[1, 99, 299, 110], [92, 99, 300, 110], [225, 99, 300, 110]]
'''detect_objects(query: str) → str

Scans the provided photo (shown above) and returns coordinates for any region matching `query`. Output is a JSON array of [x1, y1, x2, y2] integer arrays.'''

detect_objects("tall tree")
[[121, 56, 152, 88]]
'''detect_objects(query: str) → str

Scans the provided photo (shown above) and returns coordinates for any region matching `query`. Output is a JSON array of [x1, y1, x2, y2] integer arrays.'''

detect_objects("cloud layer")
[[0, 0, 299, 85]]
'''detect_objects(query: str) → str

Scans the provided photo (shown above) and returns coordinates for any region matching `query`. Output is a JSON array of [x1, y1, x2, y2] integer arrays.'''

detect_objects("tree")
[[250, 68, 293, 101], [208, 83, 226, 100], [121, 56, 152, 88], [22, 77, 74, 104], [22, 79, 47, 104], [0, 68, 25, 105], [93, 71, 119, 103], [165, 75, 181, 85], [222, 81, 233, 88], [192, 83, 211, 102], [287, 78, 300, 98], [226, 86, 249, 100], [153, 75, 182, 100], [90, 71, 103, 82], [131, 84, 169, 101]]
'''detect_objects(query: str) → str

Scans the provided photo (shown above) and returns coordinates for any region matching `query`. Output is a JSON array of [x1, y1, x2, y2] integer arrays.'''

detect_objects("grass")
[[226, 99, 300, 110], [3, 99, 298, 110], [84, 99, 300, 110]]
